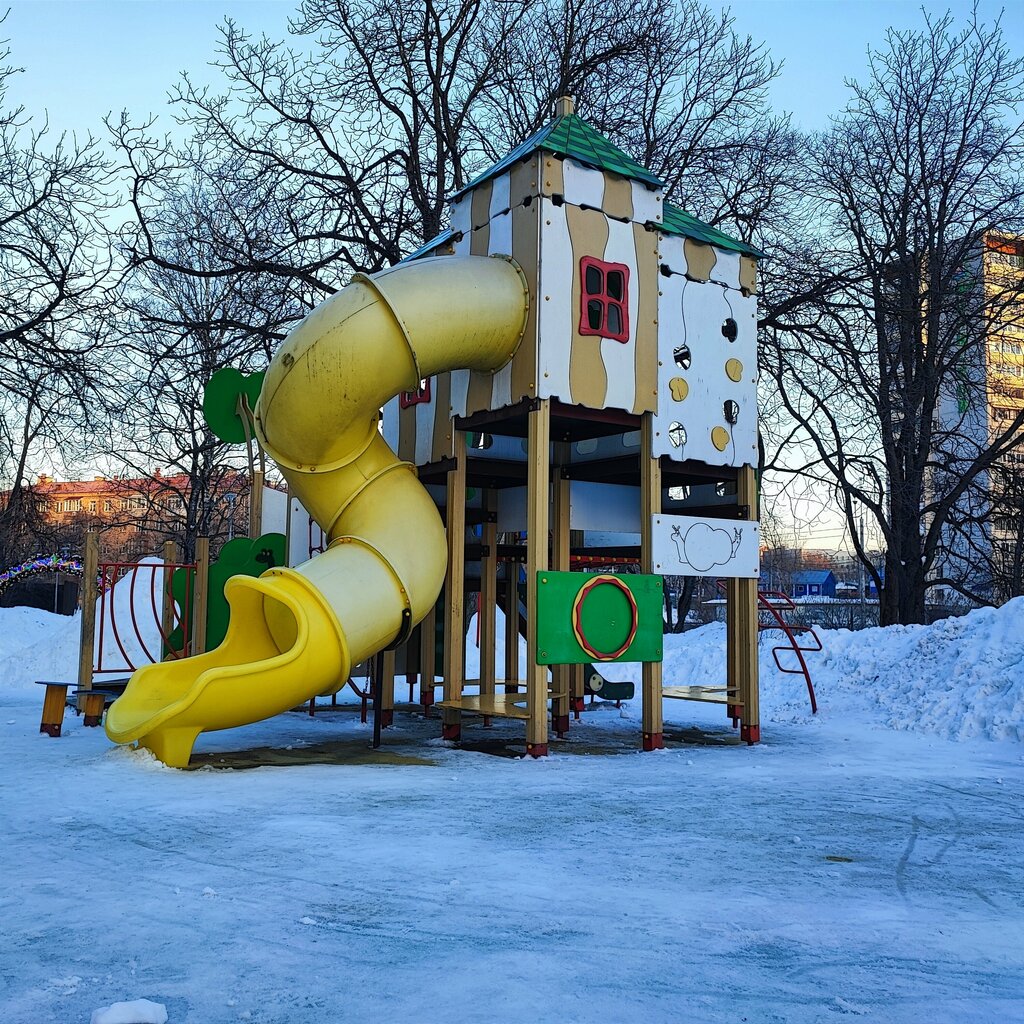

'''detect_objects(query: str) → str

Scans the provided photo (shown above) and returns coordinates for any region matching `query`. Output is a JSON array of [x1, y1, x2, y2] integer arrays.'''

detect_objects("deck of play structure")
[[91, 99, 764, 767]]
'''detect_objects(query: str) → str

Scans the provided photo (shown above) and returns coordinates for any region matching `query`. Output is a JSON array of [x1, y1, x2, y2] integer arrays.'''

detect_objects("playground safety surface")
[[184, 703, 741, 767]]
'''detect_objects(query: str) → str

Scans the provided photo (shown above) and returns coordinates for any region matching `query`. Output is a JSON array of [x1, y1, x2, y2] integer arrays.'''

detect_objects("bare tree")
[[111, 0, 786, 312], [0, 29, 115, 564], [105, 183, 294, 560], [762, 8, 1024, 624]]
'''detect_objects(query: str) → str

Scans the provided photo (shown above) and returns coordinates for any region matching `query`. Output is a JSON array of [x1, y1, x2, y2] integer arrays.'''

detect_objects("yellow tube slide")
[[105, 255, 529, 766]]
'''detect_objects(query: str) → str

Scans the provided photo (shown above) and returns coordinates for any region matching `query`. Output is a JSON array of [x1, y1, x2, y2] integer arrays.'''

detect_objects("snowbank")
[[0, 558, 170, 695], [3, 592, 1022, 741]]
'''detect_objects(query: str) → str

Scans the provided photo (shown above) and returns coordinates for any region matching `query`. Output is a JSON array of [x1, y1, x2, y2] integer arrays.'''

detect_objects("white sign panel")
[[652, 514, 760, 578]]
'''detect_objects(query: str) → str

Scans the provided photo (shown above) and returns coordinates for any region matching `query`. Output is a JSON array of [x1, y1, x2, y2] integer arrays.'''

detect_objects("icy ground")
[[1, 602, 1023, 1023]]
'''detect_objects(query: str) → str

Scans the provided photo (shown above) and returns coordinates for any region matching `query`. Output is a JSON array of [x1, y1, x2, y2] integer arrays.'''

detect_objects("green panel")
[[165, 534, 287, 655], [205, 534, 287, 650], [203, 367, 266, 444], [535, 571, 663, 665]]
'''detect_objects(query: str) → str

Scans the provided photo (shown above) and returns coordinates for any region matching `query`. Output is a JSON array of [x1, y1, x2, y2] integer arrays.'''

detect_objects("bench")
[[37, 681, 124, 735]]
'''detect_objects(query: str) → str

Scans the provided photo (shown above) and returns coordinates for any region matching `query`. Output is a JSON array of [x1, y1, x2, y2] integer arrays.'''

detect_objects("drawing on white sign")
[[670, 522, 742, 573]]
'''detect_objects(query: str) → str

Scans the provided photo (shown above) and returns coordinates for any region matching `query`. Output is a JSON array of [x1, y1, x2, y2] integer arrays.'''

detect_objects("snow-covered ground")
[[1, 601, 1023, 1023]]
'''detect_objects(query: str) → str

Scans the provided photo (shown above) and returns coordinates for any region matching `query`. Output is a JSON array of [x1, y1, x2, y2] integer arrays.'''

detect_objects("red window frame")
[[399, 377, 431, 409], [578, 256, 630, 343]]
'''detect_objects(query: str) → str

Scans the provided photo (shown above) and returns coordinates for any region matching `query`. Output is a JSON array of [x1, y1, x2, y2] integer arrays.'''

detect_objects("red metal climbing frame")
[[756, 589, 819, 714]]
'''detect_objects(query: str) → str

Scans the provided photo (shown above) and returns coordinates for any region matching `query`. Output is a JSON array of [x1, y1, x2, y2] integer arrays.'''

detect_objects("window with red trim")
[[400, 377, 431, 409], [579, 256, 629, 343]]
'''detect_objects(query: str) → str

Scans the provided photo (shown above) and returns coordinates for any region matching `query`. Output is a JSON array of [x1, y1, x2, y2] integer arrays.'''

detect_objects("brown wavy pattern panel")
[[430, 371, 453, 463], [602, 174, 634, 222], [632, 222, 659, 414], [509, 157, 540, 403], [684, 239, 716, 282], [464, 183, 495, 415], [566, 204, 609, 409]]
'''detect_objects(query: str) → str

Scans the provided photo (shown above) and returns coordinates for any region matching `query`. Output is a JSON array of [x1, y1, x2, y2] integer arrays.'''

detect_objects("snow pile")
[[0, 558, 172, 695], [3, 589, 1022, 741], [803, 597, 1024, 742], [637, 597, 1024, 742], [90, 999, 167, 1024], [0, 606, 79, 694]]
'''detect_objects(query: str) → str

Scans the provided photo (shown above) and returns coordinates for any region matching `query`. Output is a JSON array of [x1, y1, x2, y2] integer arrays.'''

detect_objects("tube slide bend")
[[105, 255, 529, 767]]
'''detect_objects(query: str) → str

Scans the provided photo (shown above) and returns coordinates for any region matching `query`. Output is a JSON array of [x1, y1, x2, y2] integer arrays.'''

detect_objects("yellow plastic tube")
[[105, 255, 529, 766]]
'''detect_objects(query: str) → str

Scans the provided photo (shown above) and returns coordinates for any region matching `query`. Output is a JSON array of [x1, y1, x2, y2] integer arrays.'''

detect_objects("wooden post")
[[381, 648, 396, 727], [551, 442, 571, 737], [192, 537, 210, 655], [726, 576, 740, 725], [525, 400, 550, 757], [479, 490, 497, 715], [161, 540, 178, 657], [441, 431, 467, 741], [249, 470, 265, 540], [39, 682, 70, 737], [503, 566, 520, 693], [77, 532, 99, 696], [640, 414, 664, 751], [81, 690, 106, 727], [419, 603, 437, 711], [737, 464, 761, 744]]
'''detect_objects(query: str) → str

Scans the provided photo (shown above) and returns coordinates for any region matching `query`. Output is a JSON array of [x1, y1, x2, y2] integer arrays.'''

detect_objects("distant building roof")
[[792, 569, 836, 585]]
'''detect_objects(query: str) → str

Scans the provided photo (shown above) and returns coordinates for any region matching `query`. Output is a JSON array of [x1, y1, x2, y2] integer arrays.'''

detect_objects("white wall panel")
[[652, 514, 760, 578], [631, 181, 662, 226], [562, 158, 605, 208], [536, 198, 573, 402]]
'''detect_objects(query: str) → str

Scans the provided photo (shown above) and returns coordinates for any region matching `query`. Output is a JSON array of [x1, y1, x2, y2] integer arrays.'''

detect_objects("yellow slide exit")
[[105, 256, 529, 766]]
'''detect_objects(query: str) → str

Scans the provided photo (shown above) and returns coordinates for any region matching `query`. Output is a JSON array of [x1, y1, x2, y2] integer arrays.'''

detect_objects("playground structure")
[[100, 99, 765, 767]]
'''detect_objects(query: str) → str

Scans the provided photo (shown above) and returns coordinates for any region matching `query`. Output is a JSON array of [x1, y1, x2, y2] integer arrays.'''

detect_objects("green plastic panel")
[[166, 533, 286, 655], [203, 367, 266, 444], [535, 571, 663, 665]]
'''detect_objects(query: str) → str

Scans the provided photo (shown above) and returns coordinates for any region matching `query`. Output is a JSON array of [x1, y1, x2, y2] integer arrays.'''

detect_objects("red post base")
[[741, 724, 761, 745], [526, 742, 548, 758], [727, 703, 742, 721], [380, 709, 394, 729], [571, 696, 585, 718], [482, 715, 492, 728], [553, 713, 570, 738], [83, 713, 102, 728], [642, 732, 664, 751], [420, 687, 434, 707], [442, 722, 461, 742], [40, 723, 61, 738]]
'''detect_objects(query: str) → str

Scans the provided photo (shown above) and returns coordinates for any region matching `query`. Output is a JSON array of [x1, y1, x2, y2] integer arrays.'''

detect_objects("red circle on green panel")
[[571, 575, 639, 661]]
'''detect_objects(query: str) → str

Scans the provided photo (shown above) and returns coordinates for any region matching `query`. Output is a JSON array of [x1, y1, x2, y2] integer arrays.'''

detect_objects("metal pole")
[[372, 650, 384, 750], [859, 511, 866, 629]]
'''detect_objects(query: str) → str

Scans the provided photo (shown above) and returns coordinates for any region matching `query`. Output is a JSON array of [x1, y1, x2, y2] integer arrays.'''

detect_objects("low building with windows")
[[24, 469, 250, 562]]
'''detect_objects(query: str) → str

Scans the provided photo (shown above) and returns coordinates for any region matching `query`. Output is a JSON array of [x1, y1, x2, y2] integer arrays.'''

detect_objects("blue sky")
[[4, 0, 1022, 138]]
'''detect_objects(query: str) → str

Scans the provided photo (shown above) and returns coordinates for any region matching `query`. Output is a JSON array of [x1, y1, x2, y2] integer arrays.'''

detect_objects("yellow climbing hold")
[[725, 358, 743, 383], [669, 377, 689, 401], [711, 426, 730, 451]]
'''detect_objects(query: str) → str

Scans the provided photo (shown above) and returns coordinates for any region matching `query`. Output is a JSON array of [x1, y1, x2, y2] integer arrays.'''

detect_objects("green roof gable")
[[452, 113, 663, 201], [661, 203, 764, 260]]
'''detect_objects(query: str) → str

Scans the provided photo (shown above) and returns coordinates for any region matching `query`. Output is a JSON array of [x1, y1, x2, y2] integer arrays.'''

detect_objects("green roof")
[[452, 113, 663, 201], [661, 202, 764, 259]]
